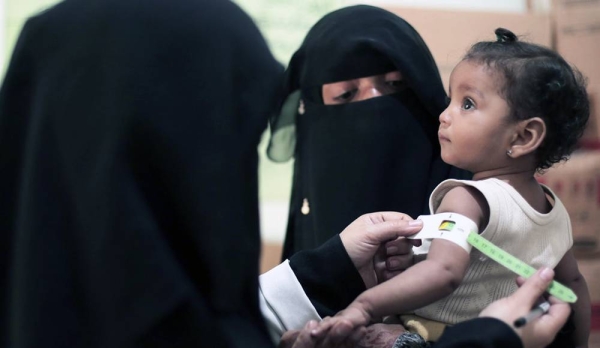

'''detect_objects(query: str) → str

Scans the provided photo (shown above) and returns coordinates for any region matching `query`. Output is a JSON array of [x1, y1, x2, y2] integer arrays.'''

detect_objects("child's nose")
[[439, 107, 451, 125]]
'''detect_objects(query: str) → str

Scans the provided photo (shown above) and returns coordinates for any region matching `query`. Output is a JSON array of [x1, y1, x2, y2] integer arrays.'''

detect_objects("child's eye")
[[445, 96, 451, 106], [461, 98, 475, 110]]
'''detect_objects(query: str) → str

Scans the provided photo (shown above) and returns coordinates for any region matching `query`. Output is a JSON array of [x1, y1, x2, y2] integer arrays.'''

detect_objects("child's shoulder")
[[435, 177, 501, 192], [433, 182, 489, 229], [436, 185, 486, 210], [430, 179, 518, 230]]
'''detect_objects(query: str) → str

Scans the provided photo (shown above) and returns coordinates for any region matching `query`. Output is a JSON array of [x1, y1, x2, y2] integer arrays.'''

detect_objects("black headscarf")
[[268, 5, 471, 260], [0, 0, 282, 347]]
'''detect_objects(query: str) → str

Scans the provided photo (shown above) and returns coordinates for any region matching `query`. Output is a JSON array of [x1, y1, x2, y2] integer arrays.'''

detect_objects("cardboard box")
[[577, 257, 600, 340], [580, 85, 600, 144], [536, 150, 600, 257], [383, 7, 552, 90], [553, 0, 600, 86], [578, 257, 600, 301], [528, 0, 553, 13]]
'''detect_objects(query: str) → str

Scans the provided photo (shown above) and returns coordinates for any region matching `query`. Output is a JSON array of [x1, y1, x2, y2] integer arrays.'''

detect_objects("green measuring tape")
[[467, 231, 577, 303], [414, 213, 578, 303]]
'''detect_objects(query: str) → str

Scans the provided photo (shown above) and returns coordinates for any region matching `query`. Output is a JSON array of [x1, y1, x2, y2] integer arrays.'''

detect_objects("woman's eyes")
[[330, 77, 405, 103], [385, 79, 407, 91], [385, 79, 403, 87], [334, 89, 357, 102]]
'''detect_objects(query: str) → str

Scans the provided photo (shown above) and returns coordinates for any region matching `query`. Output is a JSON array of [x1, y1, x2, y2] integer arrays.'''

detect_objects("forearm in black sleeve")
[[434, 318, 523, 348], [288, 234, 365, 317]]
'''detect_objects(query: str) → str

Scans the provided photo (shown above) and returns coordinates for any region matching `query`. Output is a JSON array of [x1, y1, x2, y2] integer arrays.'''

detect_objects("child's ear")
[[508, 117, 546, 157]]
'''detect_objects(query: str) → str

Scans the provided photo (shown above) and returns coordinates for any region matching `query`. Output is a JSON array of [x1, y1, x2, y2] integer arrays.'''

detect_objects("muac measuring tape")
[[409, 213, 577, 303]]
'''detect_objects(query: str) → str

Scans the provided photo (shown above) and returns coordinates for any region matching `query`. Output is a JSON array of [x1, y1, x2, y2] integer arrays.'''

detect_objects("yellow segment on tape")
[[467, 231, 577, 303]]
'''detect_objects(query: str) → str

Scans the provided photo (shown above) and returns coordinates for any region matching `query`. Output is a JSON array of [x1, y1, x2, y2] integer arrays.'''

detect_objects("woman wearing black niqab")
[[0, 2, 571, 347], [268, 5, 471, 259], [0, 0, 281, 347]]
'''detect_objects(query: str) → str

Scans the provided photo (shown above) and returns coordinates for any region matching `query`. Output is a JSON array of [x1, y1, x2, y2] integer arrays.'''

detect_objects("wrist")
[[352, 297, 377, 324], [359, 266, 377, 289]]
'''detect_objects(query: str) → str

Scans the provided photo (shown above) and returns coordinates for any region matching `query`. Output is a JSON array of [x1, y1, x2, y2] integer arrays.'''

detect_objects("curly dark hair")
[[463, 28, 589, 171]]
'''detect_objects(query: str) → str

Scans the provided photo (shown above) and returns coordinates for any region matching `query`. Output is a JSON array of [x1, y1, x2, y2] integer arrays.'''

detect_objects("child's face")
[[438, 60, 514, 175]]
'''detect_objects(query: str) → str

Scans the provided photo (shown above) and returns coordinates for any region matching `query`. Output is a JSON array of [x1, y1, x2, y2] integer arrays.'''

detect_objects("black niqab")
[[268, 5, 471, 259], [0, 0, 282, 347]]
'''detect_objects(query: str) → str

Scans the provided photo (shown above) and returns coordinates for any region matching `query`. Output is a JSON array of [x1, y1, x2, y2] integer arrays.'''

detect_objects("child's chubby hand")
[[304, 311, 368, 348], [336, 304, 374, 327], [312, 304, 374, 338], [278, 318, 365, 348]]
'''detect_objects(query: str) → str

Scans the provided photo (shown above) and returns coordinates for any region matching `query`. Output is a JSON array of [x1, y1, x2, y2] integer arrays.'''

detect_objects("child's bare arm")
[[349, 239, 470, 319], [553, 249, 590, 347], [336, 186, 486, 326]]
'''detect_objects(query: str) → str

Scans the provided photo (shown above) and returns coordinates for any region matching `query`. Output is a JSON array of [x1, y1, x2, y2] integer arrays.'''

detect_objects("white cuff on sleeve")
[[259, 260, 321, 344]]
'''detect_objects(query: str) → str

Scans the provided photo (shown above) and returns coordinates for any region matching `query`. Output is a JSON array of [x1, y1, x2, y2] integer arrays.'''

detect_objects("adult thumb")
[[366, 219, 423, 244], [512, 267, 554, 305]]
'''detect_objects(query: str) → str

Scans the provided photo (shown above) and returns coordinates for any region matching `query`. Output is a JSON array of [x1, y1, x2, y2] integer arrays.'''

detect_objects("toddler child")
[[320, 28, 591, 347]]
